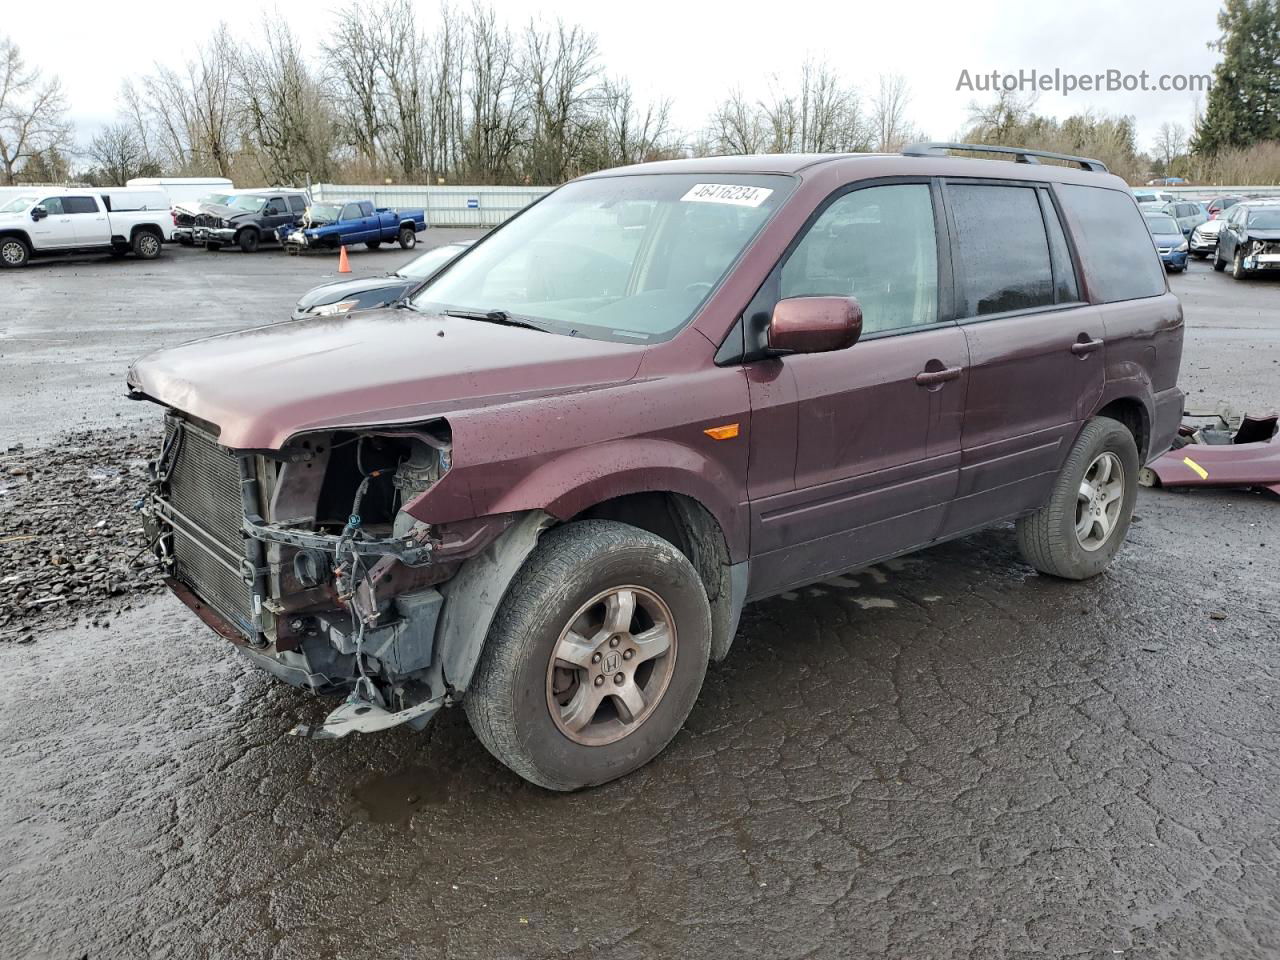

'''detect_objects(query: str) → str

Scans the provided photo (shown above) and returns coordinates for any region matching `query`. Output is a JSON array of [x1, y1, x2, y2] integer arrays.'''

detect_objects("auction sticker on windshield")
[[681, 183, 774, 207]]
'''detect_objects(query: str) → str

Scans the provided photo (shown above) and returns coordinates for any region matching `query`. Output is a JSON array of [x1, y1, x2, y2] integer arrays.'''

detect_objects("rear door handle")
[[1071, 337, 1104, 356], [915, 365, 963, 387]]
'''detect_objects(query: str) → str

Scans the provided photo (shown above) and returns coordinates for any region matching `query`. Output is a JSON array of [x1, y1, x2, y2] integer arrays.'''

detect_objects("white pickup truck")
[[0, 188, 174, 268]]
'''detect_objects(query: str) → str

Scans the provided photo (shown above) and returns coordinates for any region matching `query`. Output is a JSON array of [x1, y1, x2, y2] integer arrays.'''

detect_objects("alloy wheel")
[[545, 585, 677, 746], [1075, 452, 1125, 551], [1, 240, 24, 265]]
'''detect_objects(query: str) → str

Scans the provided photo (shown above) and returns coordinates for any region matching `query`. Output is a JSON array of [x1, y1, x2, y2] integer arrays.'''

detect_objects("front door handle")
[[1071, 336, 1104, 356], [915, 365, 963, 387]]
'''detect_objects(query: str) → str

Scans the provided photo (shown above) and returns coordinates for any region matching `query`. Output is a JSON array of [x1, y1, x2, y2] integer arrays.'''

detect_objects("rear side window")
[[780, 183, 938, 334], [1057, 184, 1165, 302], [63, 196, 98, 214], [948, 183, 1053, 318], [289, 196, 306, 214]]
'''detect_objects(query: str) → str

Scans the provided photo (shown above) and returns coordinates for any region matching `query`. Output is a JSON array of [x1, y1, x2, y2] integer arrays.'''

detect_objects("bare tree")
[[520, 19, 602, 183], [587, 76, 673, 168], [0, 36, 72, 184], [870, 74, 915, 151], [86, 122, 159, 184], [233, 20, 337, 184], [460, 3, 523, 182], [760, 60, 870, 153], [1153, 121, 1188, 171], [709, 88, 765, 155], [324, 5, 387, 172]]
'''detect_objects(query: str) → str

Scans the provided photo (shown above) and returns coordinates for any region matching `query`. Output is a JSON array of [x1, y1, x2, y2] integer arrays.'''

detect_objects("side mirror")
[[31, 205, 47, 222], [767, 296, 863, 355]]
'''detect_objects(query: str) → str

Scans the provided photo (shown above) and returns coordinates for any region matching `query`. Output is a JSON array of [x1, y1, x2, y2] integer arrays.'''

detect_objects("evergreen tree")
[[1191, 0, 1280, 155]]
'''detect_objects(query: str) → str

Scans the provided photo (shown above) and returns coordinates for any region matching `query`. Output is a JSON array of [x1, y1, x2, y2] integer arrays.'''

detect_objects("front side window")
[[413, 173, 792, 342], [341, 203, 362, 221], [39, 197, 66, 216], [1057, 184, 1165, 303], [949, 183, 1054, 318], [780, 183, 938, 334], [289, 196, 307, 214]]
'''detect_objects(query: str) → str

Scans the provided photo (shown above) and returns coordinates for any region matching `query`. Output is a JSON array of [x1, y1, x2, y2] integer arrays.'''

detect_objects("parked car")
[[1144, 212, 1188, 272], [1188, 217, 1225, 258], [128, 143, 1184, 790], [1214, 200, 1280, 279], [1159, 200, 1208, 237], [171, 191, 237, 246], [1133, 188, 1175, 206], [1206, 195, 1245, 220], [193, 189, 308, 252], [290, 241, 471, 319], [279, 200, 427, 252], [0, 188, 173, 267]]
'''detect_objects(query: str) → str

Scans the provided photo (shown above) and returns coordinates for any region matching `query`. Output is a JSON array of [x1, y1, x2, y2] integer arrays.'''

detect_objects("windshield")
[[400, 243, 467, 279], [306, 204, 343, 223], [1247, 209, 1280, 229], [1145, 215, 1180, 234], [0, 195, 38, 214], [229, 195, 266, 212], [411, 173, 793, 342], [200, 193, 233, 206]]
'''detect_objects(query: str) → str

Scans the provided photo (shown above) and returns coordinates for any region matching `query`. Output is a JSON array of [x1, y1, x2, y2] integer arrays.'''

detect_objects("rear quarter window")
[[1057, 184, 1165, 303]]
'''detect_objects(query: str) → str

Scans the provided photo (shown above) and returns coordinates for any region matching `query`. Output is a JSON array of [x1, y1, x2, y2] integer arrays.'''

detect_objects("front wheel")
[[1232, 250, 1248, 280], [1213, 248, 1227, 271], [398, 226, 416, 249], [1015, 417, 1139, 580], [0, 236, 30, 267], [465, 520, 712, 791], [237, 229, 260, 253]]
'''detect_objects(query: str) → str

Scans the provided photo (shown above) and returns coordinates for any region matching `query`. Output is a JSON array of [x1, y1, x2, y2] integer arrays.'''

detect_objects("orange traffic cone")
[[338, 245, 351, 274]]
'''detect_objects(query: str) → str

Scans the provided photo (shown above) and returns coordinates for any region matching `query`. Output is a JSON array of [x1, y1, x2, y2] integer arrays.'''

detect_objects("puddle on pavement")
[[352, 767, 450, 824]]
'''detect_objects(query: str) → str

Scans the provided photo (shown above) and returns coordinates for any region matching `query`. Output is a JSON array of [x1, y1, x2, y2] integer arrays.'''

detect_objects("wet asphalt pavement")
[[1, 246, 1279, 959]]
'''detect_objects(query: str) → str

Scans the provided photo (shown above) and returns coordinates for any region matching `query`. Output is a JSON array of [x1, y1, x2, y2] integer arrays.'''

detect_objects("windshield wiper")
[[443, 308, 549, 332]]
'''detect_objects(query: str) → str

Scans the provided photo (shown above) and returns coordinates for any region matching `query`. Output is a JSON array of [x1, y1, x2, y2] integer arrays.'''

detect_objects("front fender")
[[481, 438, 749, 561]]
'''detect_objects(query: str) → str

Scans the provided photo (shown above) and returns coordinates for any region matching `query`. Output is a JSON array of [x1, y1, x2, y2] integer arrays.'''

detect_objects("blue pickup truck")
[[279, 200, 427, 252]]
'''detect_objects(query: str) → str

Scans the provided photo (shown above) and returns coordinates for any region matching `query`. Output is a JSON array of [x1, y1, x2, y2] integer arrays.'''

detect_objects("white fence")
[[309, 183, 552, 228]]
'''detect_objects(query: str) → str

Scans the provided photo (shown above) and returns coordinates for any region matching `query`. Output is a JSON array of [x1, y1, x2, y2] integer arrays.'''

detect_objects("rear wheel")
[[1, 236, 30, 267], [398, 226, 416, 249], [132, 231, 162, 260], [465, 520, 712, 791], [1016, 417, 1139, 580], [237, 229, 260, 253]]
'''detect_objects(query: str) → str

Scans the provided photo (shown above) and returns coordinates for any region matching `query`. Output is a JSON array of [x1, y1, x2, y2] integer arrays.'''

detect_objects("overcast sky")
[[7, 0, 1222, 156]]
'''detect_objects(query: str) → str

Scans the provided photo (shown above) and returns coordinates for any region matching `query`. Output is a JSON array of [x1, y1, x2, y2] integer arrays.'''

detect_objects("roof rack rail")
[[902, 142, 1109, 173]]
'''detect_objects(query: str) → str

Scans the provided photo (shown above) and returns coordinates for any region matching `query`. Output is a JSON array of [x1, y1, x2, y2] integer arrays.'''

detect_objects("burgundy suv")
[[128, 145, 1184, 790]]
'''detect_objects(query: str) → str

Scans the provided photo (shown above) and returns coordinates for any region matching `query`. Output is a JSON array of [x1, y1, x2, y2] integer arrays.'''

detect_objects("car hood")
[[200, 202, 255, 220], [294, 275, 411, 312], [1151, 233, 1184, 247], [0, 211, 32, 226], [1194, 220, 1224, 235], [127, 307, 647, 450]]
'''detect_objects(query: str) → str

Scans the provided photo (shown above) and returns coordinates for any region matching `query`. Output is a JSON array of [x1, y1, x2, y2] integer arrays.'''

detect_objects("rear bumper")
[[1149, 387, 1185, 462]]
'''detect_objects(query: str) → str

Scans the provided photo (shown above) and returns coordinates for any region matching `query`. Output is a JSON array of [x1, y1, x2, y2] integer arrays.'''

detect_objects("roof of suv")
[[581, 149, 1124, 188]]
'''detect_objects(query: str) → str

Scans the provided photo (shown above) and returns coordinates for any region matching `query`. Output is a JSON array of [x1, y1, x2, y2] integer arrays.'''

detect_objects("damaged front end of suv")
[[139, 412, 496, 738]]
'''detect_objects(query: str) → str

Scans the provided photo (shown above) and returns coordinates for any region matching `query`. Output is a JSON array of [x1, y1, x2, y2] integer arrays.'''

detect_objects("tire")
[[398, 226, 416, 249], [178, 237, 194, 247], [1015, 416, 1140, 581], [237, 228, 260, 253], [465, 520, 712, 791], [132, 231, 162, 260], [365, 240, 382, 250], [1213, 248, 1226, 271], [1190, 251, 1207, 260], [205, 242, 222, 252], [1, 236, 30, 267], [1232, 250, 1247, 280], [1169, 265, 1184, 273]]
